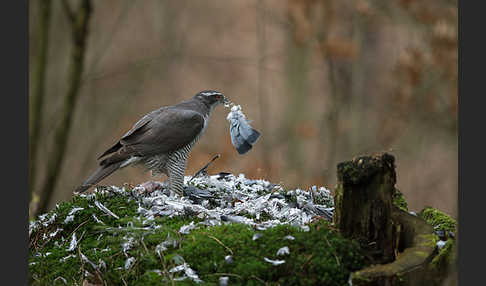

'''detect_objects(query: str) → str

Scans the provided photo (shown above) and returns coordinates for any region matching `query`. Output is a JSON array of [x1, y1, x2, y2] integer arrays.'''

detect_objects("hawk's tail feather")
[[74, 161, 123, 193], [97, 141, 122, 160]]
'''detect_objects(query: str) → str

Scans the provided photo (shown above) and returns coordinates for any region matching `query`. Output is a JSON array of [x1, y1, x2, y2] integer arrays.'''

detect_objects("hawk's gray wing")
[[118, 108, 205, 157], [97, 108, 166, 159], [121, 108, 165, 140]]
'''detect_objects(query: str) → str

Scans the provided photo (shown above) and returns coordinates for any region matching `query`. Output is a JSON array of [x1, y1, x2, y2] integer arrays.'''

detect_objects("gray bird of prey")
[[75, 90, 227, 195]]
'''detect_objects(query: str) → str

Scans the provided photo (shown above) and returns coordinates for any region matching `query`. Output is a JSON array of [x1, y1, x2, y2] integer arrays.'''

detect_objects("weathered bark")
[[36, 0, 93, 216], [322, 58, 341, 183], [351, 208, 437, 286], [30, 0, 52, 205], [334, 153, 446, 286], [334, 152, 398, 264]]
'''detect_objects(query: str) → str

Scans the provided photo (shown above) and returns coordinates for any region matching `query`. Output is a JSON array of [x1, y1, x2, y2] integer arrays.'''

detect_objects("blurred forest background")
[[29, 0, 457, 225]]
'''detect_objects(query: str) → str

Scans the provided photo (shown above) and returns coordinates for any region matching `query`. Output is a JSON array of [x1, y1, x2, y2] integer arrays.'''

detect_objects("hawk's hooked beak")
[[220, 94, 229, 105]]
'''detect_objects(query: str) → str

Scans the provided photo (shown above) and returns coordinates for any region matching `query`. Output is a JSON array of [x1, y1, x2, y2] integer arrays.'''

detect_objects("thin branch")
[[257, 0, 272, 177], [324, 235, 340, 266], [67, 219, 90, 241], [208, 235, 233, 255], [61, 0, 75, 24], [36, 0, 93, 216], [249, 275, 267, 285], [201, 232, 234, 255], [30, 0, 52, 210], [188, 154, 220, 183]]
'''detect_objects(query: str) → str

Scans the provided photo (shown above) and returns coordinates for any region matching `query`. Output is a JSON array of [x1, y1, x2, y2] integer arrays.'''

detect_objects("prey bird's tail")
[[74, 161, 123, 193]]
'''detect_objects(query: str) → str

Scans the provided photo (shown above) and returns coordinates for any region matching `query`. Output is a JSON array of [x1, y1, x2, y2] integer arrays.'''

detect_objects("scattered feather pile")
[[129, 173, 334, 232]]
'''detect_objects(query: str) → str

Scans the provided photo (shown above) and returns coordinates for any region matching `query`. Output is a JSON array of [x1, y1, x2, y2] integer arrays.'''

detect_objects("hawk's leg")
[[167, 155, 188, 196]]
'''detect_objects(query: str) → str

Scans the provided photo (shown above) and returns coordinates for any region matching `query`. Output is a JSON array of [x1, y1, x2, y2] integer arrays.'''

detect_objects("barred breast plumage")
[[143, 115, 209, 195]]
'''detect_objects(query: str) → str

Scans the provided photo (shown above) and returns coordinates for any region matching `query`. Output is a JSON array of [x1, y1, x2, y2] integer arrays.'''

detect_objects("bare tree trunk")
[[256, 0, 272, 176], [317, 0, 356, 184], [322, 58, 340, 184], [283, 2, 311, 176], [36, 0, 93, 216], [29, 0, 52, 206], [284, 42, 309, 177]]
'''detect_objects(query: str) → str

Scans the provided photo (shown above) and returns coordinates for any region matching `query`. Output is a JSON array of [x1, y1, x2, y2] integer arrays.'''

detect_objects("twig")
[[188, 154, 220, 183], [250, 274, 268, 285], [157, 248, 175, 286], [78, 230, 87, 245], [324, 235, 340, 266], [78, 247, 85, 285], [128, 257, 139, 274], [106, 252, 122, 261], [60, 0, 75, 23], [302, 254, 313, 268], [120, 275, 128, 286], [140, 238, 149, 254], [67, 219, 90, 241], [79, 248, 102, 283], [176, 231, 183, 249], [202, 232, 233, 255]]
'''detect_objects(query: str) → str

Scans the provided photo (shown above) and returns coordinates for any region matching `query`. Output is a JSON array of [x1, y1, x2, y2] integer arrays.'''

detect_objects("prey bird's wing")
[[229, 122, 253, 154], [238, 119, 260, 144], [99, 107, 204, 163]]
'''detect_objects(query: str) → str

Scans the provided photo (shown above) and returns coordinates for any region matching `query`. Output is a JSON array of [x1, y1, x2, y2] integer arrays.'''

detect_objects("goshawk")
[[75, 90, 227, 195]]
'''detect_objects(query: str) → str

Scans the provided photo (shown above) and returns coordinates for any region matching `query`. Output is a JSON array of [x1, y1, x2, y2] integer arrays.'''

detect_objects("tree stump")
[[334, 153, 448, 286], [333, 153, 398, 264]]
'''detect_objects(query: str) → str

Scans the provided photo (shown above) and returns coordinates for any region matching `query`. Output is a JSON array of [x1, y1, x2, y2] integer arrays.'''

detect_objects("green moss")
[[30, 191, 365, 285], [178, 221, 364, 285], [417, 207, 456, 286], [350, 271, 372, 284], [426, 239, 456, 286], [337, 156, 381, 186], [337, 153, 395, 186], [416, 233, 438, 249], [430, 239, 455, 271], [393, 189, 408, 212], [418, 207, 456, 233], [29, 191, 197, 285]]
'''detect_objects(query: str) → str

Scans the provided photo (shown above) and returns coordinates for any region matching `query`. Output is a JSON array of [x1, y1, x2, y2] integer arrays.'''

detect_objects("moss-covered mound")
[[30, 176, 364, 285], [418, 206, 457, 286], [392, 189, 408, 212], [419, 206, 456, 233]]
